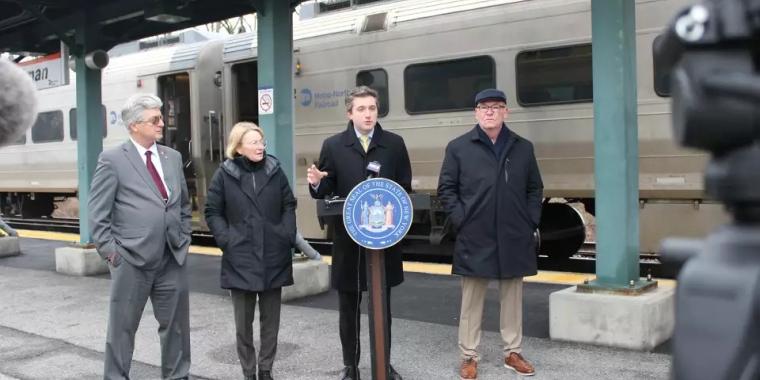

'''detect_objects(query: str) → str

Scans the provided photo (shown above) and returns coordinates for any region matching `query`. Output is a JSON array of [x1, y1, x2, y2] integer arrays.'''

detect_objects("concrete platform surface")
[[0, 265, 672, 380], [1, 238, 674, 352]]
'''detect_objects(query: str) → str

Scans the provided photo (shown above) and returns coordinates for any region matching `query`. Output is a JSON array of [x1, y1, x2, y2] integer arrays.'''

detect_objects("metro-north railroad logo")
[[300, 88, 312, 107], [343, 178, 412, 250]]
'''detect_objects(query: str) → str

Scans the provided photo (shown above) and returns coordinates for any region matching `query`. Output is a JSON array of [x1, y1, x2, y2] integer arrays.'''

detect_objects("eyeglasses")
[[476, 105, 506, 112], [242, 139, 267, 148], [141, 115, 164, 125]]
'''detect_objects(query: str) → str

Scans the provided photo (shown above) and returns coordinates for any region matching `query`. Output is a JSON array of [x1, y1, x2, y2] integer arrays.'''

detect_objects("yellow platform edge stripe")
[[16, 229, 677, 287]]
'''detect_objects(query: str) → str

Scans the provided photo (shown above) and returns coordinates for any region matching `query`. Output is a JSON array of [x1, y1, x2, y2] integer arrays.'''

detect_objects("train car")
[[0, 0, 730, 262], [0, 30, 227, 232], [221, 0, 729, 259]]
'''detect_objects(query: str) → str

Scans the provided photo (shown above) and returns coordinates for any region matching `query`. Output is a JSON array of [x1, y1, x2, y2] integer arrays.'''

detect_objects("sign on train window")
[[356, 69, 389, 117], [69, 106, 108, 140], [653, 34, 671, 97], [403, 56, 496, 114], [30, 110, 64, 144], [515, 44, 593, 106]]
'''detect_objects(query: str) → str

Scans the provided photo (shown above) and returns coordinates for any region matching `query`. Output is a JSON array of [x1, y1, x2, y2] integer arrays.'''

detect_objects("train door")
[[157, 73, 200, 227]]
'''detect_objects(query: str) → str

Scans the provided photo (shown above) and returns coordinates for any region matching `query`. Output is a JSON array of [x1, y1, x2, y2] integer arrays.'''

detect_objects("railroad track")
[[4, 218, 675, 279], [563, 241, 671, 278], [575, 241, 661, 264], [5, 217, 81, 234], [4, 217, 224, 246]]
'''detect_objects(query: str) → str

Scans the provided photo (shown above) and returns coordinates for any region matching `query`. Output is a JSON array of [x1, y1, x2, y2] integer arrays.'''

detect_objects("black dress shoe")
[[244, 375, 256, 380], [258, 370, 273, 380], [389, 365, 402, 380], [341, 366, 360, 380]]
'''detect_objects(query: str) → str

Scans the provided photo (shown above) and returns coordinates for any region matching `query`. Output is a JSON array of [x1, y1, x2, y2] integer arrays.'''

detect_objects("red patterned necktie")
[[145, 151, 168, 202]]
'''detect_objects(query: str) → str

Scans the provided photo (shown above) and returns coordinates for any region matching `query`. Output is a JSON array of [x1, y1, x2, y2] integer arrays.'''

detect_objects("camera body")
[[656, 1, 760, 379]]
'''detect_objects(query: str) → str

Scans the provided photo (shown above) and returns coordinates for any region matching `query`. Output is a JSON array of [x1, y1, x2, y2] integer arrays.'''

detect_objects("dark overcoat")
[[437, 124, 544, 279], [309, 121, 412, 292], [204, 154, 297, 292]]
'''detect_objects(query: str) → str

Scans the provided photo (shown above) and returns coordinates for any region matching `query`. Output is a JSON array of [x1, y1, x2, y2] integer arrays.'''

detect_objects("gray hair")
[[344, 86, 379, 112], [121, 93, 163, 130]]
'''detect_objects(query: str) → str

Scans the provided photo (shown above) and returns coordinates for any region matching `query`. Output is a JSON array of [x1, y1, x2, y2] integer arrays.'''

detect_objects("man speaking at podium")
[[307, 86, 411, 380]]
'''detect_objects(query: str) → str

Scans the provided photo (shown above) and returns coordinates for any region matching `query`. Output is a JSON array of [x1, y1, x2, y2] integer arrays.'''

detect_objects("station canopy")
[[0, 0, 305, 57]]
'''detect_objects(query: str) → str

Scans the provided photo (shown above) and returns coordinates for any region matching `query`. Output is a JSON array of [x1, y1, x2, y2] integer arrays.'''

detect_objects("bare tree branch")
[[200, 14, 255, 35]]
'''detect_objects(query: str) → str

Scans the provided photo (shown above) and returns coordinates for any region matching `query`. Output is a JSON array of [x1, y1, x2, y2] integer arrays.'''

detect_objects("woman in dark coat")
[[204, 121, 297, 380]]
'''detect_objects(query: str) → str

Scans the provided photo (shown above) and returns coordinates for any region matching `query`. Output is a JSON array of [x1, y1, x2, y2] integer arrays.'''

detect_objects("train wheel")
[[537, 202, 587, 261]]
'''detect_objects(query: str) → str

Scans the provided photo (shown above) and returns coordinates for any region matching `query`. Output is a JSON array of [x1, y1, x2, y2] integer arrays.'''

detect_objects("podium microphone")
[[366, 161, 381, 179], [0, 58, 38, 148]]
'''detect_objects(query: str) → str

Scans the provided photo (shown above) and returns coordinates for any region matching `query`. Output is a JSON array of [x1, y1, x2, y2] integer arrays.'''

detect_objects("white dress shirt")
[[130, 137, 171, 198]]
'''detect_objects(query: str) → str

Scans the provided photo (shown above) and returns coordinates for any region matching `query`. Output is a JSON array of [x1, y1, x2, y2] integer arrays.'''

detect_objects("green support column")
[[583, 0, 650, 293], [74, 20, 103, 246], [257, 0, 295, 187]]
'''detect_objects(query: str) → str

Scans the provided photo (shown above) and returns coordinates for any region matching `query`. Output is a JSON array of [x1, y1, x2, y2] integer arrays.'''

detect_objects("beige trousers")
[[458, 276, 523, 360]]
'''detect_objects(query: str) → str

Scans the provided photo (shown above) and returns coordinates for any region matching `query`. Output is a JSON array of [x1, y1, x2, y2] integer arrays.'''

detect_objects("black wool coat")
[[309, 121, 413, 292], [437, 124, 544, 279], [204, 154, 297, 292]]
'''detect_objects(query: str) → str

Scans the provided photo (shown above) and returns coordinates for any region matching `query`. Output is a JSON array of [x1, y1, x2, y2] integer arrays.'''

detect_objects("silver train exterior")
[[0, 0, 726, 259]]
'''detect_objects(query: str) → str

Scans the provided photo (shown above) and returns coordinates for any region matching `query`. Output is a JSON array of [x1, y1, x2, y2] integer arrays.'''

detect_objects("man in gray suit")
[[88, 93, 193, 380]]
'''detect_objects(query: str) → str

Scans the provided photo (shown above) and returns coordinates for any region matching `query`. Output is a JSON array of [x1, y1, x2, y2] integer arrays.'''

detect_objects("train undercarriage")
[[0, 192, 594, 260], [0, 192, 73, 219], [314, 193, 590, 262], [4, 188, 724, 270], [1, 189, 590, 262]]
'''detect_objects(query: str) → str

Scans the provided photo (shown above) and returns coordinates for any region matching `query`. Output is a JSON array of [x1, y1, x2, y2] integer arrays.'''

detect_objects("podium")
[[328, 178, 414, 380], [316, 192, 432, 228]]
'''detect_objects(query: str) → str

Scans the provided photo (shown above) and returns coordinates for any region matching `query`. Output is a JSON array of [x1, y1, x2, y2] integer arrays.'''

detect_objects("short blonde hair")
[[226, 122, 265, 160]]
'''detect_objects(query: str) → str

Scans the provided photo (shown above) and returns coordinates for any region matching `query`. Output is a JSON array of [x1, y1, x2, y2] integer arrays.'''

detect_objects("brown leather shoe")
[[459, 358, 478, 380], [504, 353, 535, 376]]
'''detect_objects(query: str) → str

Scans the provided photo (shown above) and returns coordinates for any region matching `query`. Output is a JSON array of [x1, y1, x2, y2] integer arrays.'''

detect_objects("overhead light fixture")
[[144, 0, 191, 24]]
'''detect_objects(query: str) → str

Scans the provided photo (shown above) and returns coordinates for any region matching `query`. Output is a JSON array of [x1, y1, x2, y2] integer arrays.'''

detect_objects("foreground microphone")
[[366, 161, 381, 179], [0, 58, 38, 148]]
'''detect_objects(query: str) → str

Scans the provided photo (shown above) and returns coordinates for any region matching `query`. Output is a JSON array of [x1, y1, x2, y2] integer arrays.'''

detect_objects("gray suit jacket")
[[87, 140, 193, 270]]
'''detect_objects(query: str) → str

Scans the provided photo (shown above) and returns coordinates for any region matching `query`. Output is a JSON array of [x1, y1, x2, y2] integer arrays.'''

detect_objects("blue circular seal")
[[343, 178, 413, 250]]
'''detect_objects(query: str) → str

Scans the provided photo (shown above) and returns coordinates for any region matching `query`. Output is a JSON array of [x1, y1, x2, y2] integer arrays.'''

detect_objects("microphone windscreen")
[[367, 161, 381, 173], [0, 58, 39, 148]]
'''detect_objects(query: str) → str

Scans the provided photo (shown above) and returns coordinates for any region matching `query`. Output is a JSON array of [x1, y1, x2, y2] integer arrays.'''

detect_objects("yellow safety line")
[[14, 229, 676, 287]]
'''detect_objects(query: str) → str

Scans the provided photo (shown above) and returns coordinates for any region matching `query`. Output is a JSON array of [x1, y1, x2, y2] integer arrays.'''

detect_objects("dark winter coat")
[[204, 154, 297, 292], [309, 121, 412, 292], [437, 124, 544, 279]]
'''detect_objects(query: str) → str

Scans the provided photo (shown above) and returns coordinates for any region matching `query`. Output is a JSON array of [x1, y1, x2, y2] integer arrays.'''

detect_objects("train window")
[[515, 44, 593, 106], [403, 56, 496, 114], [69, 105, 108, 140], [653, 34, 671, 97], [356, 69, 389, 117], [30, 110, 64, 144]]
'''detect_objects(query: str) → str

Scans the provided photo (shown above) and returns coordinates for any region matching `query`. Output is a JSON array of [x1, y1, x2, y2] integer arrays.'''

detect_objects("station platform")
[[0, 237, 673, 379]]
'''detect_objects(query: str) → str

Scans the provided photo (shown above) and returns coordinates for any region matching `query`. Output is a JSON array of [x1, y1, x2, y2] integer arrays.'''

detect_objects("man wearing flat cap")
[[437, 88, 543, 378]]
